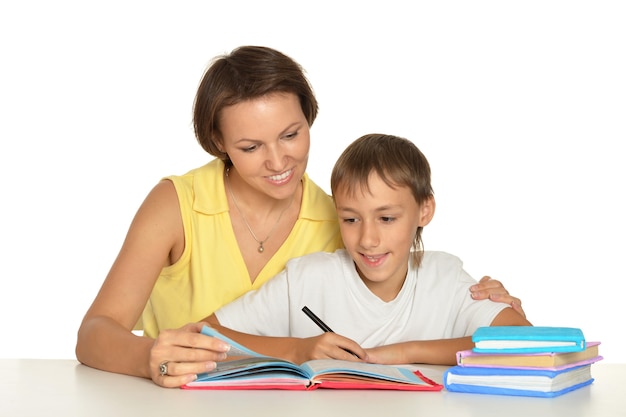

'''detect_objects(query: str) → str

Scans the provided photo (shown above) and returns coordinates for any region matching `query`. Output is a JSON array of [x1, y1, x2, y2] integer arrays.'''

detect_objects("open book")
[[181, 326, 443, 391]]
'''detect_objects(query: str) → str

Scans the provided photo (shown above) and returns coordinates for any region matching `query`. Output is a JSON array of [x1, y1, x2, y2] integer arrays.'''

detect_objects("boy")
[[207, 133, 531, 365]]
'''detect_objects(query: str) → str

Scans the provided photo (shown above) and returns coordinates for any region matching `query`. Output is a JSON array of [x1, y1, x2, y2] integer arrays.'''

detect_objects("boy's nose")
[[359, 221, 380, 248]]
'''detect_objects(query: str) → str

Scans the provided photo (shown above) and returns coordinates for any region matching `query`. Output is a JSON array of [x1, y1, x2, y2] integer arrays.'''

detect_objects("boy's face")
[[334, 172, 433, 302]]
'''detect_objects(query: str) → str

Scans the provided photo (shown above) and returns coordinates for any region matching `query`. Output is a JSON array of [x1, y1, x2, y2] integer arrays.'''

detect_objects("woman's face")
[[220, 92, 310, 201]]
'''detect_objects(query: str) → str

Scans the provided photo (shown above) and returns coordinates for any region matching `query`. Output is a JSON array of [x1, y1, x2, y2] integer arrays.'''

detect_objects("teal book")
[[472, 326, 585, 354], [443, 364, 594, 397]]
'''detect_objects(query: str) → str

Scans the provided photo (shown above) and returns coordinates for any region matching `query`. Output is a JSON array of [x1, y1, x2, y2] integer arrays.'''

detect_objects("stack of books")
[[443, 326, 603, 397]]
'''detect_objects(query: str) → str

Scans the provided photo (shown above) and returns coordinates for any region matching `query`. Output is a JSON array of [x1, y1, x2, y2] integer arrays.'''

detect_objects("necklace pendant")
[[227, 171, 294, 257]]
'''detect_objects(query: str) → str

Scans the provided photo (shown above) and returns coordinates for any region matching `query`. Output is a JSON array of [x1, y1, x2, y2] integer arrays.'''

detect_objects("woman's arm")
[[75, 181, 229, 387]]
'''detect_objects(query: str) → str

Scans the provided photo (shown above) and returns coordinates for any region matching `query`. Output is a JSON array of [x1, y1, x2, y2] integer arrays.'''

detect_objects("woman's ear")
[[418, 195, 436, 227]]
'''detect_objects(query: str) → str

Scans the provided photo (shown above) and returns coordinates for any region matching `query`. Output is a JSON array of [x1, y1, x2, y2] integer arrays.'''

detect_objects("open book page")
[[302, 359, 430, 385], [210, 356, 307, 377]]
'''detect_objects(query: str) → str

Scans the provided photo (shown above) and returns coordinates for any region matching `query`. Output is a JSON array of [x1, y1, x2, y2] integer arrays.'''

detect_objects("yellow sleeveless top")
[[139, 159, 343, 338]]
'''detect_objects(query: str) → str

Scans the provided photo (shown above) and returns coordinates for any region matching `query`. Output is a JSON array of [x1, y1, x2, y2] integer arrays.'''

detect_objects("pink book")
[[456, 341, 602, 370]]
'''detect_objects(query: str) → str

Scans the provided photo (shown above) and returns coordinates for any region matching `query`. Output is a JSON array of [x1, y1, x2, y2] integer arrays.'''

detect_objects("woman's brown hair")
[[193, 46, 318, 162]]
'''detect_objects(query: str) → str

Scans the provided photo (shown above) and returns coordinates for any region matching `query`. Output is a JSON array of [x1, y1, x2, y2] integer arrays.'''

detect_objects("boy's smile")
[[334, 172, 433, 302]]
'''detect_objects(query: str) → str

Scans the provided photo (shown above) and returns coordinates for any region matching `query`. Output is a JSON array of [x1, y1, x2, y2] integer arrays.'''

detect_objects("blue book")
[[443, 364, 594, 397], [472, 326, 586, 354]]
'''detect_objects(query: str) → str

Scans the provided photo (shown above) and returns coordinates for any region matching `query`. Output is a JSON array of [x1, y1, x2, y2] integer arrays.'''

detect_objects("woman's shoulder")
[[164, 159, 228, 214], [164, 159, 223, 183], [300, 173, 336, 221]]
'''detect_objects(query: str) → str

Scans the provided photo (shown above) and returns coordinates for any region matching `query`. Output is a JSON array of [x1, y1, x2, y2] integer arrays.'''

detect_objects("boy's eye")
[[381, 216, 395, 223], [342, 218, 357, 224]]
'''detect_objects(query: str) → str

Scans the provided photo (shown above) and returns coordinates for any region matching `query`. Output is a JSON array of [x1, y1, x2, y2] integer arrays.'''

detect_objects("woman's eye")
[[342, 218, 357, 224], [242, 145, 258, 152], [283, 131, 298, 140]]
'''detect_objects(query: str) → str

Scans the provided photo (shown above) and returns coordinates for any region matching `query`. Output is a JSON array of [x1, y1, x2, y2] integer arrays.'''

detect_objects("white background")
[[1, 1, 624, 363]]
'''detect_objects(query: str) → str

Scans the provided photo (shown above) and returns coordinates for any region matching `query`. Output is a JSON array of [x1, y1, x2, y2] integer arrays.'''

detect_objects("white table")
[[2, 359, 623, 416]]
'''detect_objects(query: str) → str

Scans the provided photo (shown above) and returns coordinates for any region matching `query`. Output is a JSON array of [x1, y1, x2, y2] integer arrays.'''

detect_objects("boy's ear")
[[418, 195, 436, 227]]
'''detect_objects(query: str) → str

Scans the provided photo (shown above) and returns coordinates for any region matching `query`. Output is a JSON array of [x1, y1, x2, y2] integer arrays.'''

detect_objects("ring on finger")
[[159, 361, 170, 376]]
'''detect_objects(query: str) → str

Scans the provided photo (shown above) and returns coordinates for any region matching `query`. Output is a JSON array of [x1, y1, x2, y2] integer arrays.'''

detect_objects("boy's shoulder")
[[281, 250, 351, 287], [417, 251, 469, 285], [421, 250, 464, 268], [285, 249, 350, 268]]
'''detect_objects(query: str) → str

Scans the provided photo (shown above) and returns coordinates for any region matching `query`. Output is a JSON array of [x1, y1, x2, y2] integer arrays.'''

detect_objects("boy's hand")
[[363, 344, 406, 365], [294, 333, 367, 363]]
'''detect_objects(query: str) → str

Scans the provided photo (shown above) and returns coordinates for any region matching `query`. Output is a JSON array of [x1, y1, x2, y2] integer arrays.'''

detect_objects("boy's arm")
[[365, 337, 474, 365], [205, 315, 367, 364], [364, 307, 532, 365], [204, 314, 301, 362], [489, 305, 533, 327]]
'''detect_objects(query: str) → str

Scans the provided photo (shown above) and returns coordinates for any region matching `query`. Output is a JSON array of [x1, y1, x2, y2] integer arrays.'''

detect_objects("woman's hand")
[[470, 276, 526, 318], [149, 322, 231, 388]]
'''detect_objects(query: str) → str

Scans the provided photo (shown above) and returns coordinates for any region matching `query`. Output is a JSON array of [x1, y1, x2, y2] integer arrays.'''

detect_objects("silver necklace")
[[226, 168, 295, 253]]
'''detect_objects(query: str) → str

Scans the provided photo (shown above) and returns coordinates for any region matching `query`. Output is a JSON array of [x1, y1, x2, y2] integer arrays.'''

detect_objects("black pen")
[[302, 306, 334, 332], [301, 306, 359, 358]]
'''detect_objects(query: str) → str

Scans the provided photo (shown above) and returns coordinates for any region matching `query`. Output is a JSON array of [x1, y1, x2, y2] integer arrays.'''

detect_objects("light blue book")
[[472, 326, 586, 354]]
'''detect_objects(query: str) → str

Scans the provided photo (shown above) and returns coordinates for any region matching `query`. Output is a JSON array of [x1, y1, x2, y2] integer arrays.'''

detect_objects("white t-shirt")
[[215, 250, 509, 348]]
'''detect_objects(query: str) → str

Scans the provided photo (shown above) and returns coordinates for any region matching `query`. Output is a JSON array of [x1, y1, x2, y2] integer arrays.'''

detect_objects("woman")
[[75, 46, 524, 387]]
